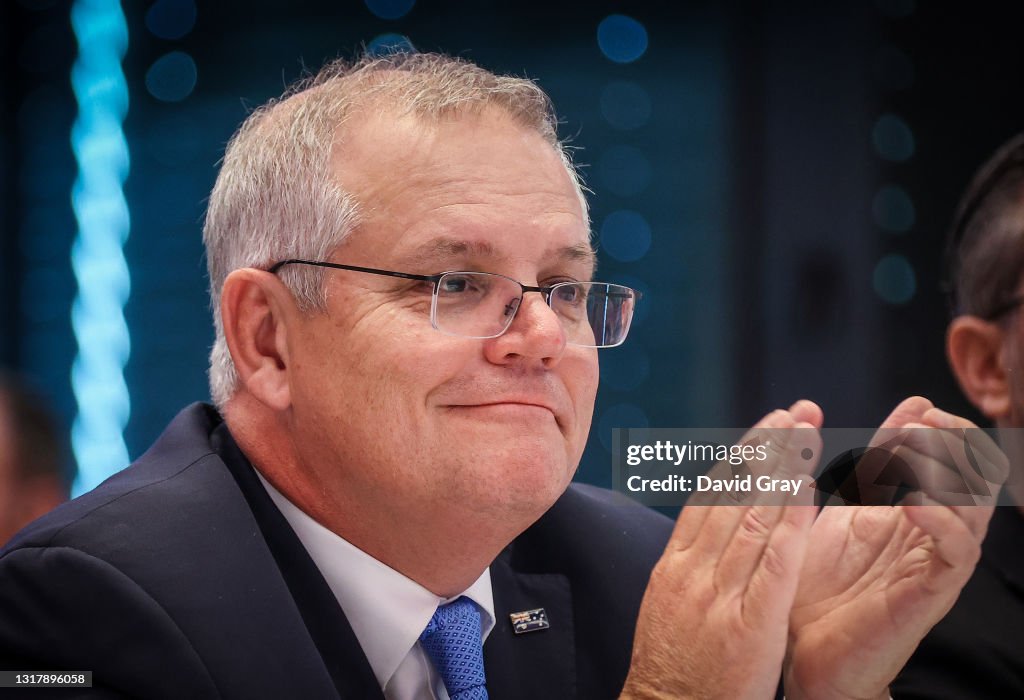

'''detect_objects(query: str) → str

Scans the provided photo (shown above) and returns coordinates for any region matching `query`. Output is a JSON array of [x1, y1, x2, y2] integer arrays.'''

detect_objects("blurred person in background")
[[895, 132, 1024, 697], [0, 371, 70, 546]]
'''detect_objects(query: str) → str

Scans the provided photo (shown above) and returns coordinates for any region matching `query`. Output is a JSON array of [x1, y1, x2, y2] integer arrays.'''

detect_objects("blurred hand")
[[622, 401, 821, 700], [784, 396, 1007, 700]]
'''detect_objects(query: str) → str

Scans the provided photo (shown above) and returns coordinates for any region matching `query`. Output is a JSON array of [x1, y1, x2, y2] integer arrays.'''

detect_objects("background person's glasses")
[[268, 259, 640, 348]]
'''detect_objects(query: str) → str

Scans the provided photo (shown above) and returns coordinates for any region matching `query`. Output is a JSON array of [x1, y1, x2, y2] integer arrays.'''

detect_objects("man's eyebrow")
[[560, 242, 598, 275], [397, 238, 598, 274], [400, 238, 501, 265]]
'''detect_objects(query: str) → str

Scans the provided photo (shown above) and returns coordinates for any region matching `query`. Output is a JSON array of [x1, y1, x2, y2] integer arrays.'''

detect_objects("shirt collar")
[[254, 471, 495, 689]]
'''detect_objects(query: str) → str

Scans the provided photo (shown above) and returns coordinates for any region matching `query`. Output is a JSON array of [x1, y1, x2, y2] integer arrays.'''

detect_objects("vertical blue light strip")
[[69, 0, 131, 495]]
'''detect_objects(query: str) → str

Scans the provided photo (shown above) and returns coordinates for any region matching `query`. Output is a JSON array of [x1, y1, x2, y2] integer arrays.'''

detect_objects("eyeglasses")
[[268, 259, 640, 348]]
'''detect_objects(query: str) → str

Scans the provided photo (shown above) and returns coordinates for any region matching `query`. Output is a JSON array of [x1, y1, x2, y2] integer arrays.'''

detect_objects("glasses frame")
[[266, 258, 640, 348]]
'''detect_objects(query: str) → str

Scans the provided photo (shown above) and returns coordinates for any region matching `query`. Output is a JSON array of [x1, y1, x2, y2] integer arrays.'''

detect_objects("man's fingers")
[[681, 420, 819, 559], [876, 396, 935, 432], [900, 487, 997, 542], [788, 400, 824, 429], [922, 408, 1009, 486], [715, 475, 816, 597], [669, 406, 807, 552], [901, 497, 990, 571], [876, 425, 996, 506], [858, 403, 1007, 511], [741, 499, 816, 628]]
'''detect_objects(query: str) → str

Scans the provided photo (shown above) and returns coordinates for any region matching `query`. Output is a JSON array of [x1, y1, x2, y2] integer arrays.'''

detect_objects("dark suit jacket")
[[892, 506, 1024, 698], [0, 403, 672, 699]]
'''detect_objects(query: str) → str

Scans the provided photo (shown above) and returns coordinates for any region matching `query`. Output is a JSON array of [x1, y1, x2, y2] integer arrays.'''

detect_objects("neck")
[[224, 395, 523, 597]]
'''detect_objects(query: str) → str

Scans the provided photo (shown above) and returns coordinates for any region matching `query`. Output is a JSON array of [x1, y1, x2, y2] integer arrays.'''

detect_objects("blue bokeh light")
[[601, 210, 652, 262], [145, 0, 196, 40], [872, 185, 915, 233], [600, 81, 652, 130], [145, 51, 197, 102], [873, 254, 916, 304], [597, 15, 649, 64], [365, 0, 415, 20], [69, 0, 131, 495], [873, 114, 915, 162]]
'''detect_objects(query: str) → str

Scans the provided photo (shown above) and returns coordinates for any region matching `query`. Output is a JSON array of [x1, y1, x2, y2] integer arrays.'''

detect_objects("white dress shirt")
[[256, 472, 495, 700]]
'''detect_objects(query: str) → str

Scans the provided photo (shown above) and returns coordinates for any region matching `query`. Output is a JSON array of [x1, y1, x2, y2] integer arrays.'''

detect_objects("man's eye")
[[438, 274, 488, 295], [440, 276, 470, 293], [553, 284, 586, 304]]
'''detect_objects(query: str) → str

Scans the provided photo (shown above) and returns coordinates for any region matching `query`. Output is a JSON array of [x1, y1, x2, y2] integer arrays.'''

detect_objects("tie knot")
[[420, 597, 488, 700]]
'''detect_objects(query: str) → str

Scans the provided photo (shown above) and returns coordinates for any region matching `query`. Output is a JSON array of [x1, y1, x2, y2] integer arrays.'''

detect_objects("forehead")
[[329, 107, 592, 269]]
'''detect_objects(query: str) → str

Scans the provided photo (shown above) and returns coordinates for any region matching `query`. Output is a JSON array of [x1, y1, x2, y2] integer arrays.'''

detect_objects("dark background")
[[2, 0, 1023, 493]]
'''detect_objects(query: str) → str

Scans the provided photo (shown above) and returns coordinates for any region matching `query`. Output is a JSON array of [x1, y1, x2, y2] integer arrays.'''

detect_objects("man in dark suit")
[[894, 134, 1024, 698], [0, 52, 1004, 699], [0, 402, 670, 698]]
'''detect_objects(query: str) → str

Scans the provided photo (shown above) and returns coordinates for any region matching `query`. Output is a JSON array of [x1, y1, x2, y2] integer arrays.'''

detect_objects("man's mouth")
[[446, 400, 561, 425]]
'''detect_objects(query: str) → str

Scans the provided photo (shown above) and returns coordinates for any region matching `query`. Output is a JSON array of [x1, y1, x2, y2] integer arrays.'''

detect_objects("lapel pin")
[[510, 607, 549, 634]]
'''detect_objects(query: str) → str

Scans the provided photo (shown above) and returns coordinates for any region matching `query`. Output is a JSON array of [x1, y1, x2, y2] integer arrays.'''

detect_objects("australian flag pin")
[[510, 608, 549, 634]]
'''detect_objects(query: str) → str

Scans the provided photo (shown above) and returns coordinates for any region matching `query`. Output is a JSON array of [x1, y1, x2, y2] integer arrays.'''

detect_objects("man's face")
[[282, 107, 599, 527]]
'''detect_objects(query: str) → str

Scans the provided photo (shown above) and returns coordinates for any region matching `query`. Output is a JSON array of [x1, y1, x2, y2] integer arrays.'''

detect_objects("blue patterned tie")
[[419, 597, 489, 700]]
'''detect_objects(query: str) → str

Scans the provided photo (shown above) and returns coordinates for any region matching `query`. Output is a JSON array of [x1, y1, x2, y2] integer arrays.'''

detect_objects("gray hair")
[[203, 52, 589, 408], [947, 132, 1024, 320]]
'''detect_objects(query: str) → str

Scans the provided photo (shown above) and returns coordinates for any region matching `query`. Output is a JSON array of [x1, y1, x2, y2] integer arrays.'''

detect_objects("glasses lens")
[[550, 282, 637, 348], [433, 272, 523, 338], [431, 273, 637, 347]]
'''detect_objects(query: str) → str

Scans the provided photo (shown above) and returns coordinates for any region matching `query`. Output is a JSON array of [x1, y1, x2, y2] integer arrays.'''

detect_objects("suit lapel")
[[214, 423, 385, 700], [484, 550, 576, 700]]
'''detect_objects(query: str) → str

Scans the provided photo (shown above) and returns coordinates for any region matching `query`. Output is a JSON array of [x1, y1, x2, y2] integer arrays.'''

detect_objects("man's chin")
[[448, 452, 575, 521]]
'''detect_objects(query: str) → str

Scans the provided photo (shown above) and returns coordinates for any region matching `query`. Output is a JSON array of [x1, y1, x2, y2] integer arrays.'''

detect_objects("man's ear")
[[947, 315, 1012, 420], [220, 269, 294, 412]]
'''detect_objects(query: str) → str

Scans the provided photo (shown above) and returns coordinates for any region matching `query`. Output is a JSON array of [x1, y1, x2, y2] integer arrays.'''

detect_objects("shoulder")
[[0, 404, 333, 696], [0, 404, 254, 686], [0, 544, 218, 695], [0, 404, 269, 596], [2, 402, 226, 557], [0, 404, 228, 688]]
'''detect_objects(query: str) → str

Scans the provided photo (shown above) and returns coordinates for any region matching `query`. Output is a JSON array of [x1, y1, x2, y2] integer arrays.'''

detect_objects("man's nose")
[[483, 292, 567, 366]]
